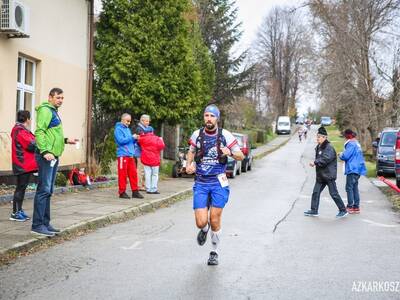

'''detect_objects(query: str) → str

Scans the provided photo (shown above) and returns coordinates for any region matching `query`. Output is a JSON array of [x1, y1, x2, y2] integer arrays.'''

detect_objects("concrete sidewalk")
[[0, 134, 291, 260]]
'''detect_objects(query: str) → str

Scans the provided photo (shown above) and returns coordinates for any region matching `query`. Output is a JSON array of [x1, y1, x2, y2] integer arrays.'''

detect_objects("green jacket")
[[35, 102, 65, 157]]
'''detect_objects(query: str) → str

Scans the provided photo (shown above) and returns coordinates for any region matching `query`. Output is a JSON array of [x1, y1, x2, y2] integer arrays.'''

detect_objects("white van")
[[276, 116, 291, 135]]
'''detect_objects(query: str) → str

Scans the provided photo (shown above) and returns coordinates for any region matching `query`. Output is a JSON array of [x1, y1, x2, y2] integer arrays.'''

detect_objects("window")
[[16, 56, 36, 124], [380, 132, 396, 146]]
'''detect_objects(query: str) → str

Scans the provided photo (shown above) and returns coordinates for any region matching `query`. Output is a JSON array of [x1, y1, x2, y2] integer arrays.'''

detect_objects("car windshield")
[[321, 117, 331, 122], [380, 132, 396, 146], [233, 135, 244, 147], [279, 122, 289, 126]]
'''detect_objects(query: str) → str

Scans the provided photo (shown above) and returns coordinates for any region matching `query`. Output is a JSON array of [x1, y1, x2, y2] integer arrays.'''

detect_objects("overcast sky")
[[94, 0, 315, 113], [235, 0, 302, 51], [95, 0, 301, 50]]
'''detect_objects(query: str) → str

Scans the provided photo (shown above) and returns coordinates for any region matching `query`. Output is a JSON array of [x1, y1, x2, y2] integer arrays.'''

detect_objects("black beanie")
[[318, 126, 328, 136]]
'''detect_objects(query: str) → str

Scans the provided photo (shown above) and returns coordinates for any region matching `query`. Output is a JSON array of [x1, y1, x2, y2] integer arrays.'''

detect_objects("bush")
[[159, 160, 174, 179], [94, 128, 117, 175], [55, 172, 68, 187]]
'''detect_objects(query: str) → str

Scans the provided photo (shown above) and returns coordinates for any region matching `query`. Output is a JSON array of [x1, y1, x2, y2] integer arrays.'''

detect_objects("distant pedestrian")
[[10, 110, 37, 222], [304, 126, 348, 218], [114, 113, 144, 199], [135, 114, 154, 191], [298, 126, 304, 142], [32, 88, 78, 237], [138, 130, 165, 194], [303, 124, 308, 140], [339, 129, 367, 214]]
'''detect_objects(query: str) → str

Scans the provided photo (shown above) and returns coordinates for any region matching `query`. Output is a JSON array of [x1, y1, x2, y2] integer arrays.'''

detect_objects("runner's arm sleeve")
[[188, 130, 199, 151], [223, 130, 241, 153]]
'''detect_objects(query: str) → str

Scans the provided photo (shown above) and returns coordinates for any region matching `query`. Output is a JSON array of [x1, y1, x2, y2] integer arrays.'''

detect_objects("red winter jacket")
[[11, 123, 38, 175], [138, 133, 165, 166]]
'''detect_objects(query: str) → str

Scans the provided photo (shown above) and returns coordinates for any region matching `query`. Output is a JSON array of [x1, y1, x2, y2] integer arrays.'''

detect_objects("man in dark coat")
[[304, 126, 348, 218]]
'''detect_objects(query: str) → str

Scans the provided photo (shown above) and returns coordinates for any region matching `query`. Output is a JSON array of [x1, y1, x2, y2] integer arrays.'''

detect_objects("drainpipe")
[[86, 0, 94, 170]]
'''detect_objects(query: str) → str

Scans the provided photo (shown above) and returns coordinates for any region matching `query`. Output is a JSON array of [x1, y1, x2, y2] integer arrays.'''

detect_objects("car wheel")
[[237, 162, 242, 175], [375, 162, 382, 177], [172, 164, 179, 178], [397, 177, 400, 189], [231, 163, 237, 178], [242, 160, 248, 172]]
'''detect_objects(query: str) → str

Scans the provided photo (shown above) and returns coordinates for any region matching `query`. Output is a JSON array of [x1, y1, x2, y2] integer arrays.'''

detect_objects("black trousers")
[[12, 172, 32, 213], [311, 180, 346, 213]]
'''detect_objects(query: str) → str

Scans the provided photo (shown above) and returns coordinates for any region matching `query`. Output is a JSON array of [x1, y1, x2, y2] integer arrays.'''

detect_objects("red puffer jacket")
[[11, 123, 38, 175], [138, 133, 165, 166]]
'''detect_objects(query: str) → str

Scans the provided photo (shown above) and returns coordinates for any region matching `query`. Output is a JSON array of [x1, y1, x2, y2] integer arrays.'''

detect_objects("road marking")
[[299, 195, 347, 202], [121, 241, 142, 250], [361, 219, 400, 228]]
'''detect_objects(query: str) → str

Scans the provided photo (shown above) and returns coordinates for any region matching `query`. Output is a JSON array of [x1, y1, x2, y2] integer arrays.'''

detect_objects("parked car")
[[276, 116, 291, 134], [373, 128, 397, 177], [394, 130, 400, 188], [233, 132, 253, 172], [320, 116, 332, 126], [226, 156, 242, 178]]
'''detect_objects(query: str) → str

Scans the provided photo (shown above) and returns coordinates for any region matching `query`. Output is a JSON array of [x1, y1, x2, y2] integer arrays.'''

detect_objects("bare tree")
[[255, 6, 311, 119], [309, 0, 400, 148]]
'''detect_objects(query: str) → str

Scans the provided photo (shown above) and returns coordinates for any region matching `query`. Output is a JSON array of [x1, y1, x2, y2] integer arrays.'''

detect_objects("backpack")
[[194, 128, 227, 164], [68, 168, 90, 186]]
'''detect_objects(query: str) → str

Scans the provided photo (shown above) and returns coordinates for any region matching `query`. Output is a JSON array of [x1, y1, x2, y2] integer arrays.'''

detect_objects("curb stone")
[[0, 180, 118, 204]]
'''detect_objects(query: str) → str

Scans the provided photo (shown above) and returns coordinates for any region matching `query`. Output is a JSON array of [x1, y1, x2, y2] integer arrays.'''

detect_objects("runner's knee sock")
[[201, 223, 209, 232], [211, 230, 220, 252]]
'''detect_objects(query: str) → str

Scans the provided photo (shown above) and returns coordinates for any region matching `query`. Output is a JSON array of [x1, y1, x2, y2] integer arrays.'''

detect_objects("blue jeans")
[[345, 173, 361, 208], [144, 166, 159, 192], [32, 154, 58, 229]]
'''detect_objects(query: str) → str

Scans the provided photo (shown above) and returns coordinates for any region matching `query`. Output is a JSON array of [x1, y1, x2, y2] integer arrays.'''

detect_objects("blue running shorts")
[[193, 181, 230, 209]]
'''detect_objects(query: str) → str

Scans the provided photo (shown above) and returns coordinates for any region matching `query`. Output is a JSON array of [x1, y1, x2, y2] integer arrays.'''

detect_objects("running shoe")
[[19, 210, 30, 220], [336, 211, 348, 218], [304, 210, 319, 217], [197, 224, 210, 246], [9, 211, 27, 222], [207, 251, 219, 266]]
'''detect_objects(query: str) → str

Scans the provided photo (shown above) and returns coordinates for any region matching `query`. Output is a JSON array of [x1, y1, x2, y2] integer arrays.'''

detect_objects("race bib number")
[[217, 173, 229, 187]]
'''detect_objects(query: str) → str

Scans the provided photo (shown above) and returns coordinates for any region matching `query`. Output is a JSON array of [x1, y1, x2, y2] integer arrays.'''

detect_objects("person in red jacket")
[[138, 132, 165, 194], [10, 110, 38, 221]]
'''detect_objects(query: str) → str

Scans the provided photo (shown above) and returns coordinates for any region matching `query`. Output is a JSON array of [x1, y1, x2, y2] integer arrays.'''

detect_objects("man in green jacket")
[[31, 88, 77, 237]]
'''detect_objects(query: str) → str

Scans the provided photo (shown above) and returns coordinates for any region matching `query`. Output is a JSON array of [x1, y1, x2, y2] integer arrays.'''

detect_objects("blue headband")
[[204, 105, 220, 119]]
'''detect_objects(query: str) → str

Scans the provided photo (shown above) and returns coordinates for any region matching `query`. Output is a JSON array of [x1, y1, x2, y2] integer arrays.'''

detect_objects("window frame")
[[16, 56, 36, 127]]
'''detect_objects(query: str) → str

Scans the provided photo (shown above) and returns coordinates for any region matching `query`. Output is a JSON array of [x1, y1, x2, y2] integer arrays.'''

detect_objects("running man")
[[186, 104, 244, 265]]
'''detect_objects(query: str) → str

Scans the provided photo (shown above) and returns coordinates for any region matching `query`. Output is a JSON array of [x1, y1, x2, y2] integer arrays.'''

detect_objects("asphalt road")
[[1, 126, 400, 300]]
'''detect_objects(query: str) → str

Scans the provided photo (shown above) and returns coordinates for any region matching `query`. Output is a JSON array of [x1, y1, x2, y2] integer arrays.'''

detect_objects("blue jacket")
[[339, 139, 367, 175], [114, 122, 138, 157]]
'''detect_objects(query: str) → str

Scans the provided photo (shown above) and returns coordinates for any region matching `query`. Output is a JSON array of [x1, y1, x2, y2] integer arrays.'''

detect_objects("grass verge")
[[378, 187, 400, 212]]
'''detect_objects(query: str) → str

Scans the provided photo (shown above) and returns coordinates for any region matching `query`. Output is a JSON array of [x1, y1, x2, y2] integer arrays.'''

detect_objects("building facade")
[[0, 0, 93, 176]]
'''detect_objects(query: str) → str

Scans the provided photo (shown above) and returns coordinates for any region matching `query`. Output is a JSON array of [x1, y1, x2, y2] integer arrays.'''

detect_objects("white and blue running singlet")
[[189, 128, 240, 182]]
